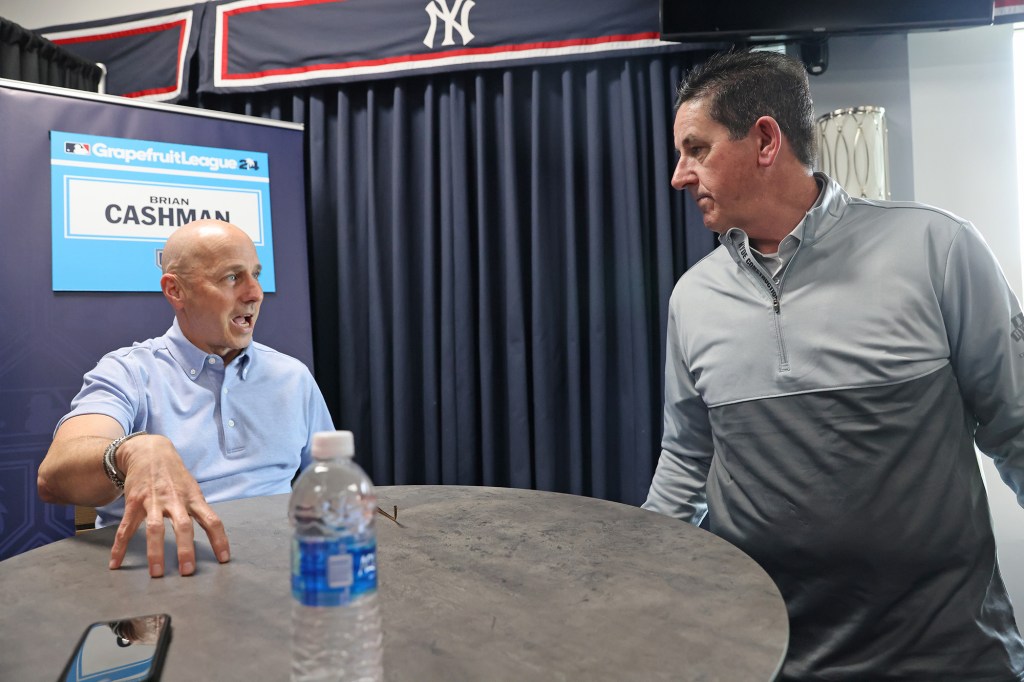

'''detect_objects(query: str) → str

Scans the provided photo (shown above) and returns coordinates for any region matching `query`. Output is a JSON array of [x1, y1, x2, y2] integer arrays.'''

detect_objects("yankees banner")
[[197, 0, 679, 92], [994, 0, 1024, 22], [41, 0, 688, 98], [41, 4, 206, 102]]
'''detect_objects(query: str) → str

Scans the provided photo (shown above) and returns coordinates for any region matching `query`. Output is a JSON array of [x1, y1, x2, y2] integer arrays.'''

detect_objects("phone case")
[[57, 613, 172, 682]]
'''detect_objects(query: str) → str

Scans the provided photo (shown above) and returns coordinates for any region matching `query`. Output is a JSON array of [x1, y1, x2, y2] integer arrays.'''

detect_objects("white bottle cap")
[[311, 430, 355, 460]]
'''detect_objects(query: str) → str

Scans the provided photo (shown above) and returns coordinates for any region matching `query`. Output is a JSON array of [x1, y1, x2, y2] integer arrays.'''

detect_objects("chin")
[[702, 214, 732, 233]]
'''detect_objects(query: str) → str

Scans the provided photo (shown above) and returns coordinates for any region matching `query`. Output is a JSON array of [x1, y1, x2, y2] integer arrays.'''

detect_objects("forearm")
[[985, 446, 1024, 509], [646, 293, 715, 523], [643, 449, 711, 524], [37, 435, 122, 507]]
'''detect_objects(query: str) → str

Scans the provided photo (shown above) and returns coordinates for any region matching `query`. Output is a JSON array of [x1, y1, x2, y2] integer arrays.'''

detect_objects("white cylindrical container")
[[817, 106, 890, 201]]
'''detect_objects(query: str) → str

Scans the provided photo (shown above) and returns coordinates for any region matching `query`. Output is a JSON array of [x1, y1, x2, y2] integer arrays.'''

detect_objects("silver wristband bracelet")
[[102, 431, 148, 490]]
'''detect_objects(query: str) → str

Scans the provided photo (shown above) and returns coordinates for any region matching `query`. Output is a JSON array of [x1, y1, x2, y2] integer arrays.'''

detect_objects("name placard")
[[51, 131, 275, 291]]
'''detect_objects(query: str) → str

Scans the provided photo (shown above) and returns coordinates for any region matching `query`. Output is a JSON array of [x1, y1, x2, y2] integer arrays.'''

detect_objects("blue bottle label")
[[291, 537, 377, 607]]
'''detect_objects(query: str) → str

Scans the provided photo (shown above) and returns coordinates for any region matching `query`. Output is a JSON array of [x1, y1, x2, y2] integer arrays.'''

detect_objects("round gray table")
[[0, 485, 788, 681]]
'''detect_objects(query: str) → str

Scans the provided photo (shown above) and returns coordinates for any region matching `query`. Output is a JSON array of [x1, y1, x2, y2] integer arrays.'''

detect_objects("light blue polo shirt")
[[58, 318, 335, 527]]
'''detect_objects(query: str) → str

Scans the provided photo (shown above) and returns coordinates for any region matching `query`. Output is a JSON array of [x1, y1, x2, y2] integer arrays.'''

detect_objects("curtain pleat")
[[0, 17, 101, 90], [196, 51, 715, 506]]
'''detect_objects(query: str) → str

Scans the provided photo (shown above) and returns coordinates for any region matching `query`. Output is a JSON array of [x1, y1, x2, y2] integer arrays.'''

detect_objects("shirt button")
[[228, 419, 236, 428], [189, 369, 197, 376], [224, 387, 230, 394], [208, 357, 216, 365]]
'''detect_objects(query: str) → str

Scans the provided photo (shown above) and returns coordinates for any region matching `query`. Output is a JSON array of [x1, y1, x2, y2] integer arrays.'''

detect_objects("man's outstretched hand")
[[109, 434, 230, 577]]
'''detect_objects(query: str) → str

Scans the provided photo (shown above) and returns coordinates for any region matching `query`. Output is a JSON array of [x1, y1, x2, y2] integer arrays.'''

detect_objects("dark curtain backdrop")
[[0, 17, 101, 90], [195, 51, 715, 506]]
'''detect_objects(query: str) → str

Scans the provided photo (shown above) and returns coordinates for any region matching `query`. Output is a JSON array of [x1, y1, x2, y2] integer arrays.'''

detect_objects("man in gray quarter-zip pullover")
[[643, 49, 1024, 681]]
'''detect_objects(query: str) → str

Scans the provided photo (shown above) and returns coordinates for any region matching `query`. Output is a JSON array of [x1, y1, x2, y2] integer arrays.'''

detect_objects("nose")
[[243, 274, 263, 304], [671, 155, 697, 191]]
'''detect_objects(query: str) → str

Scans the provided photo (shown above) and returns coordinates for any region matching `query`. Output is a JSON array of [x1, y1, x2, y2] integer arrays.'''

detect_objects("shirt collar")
[[766, 173, 828, 248], [165, 318, 253, 381], [720, 172, 842, 262], [797, 171, 849, 245]]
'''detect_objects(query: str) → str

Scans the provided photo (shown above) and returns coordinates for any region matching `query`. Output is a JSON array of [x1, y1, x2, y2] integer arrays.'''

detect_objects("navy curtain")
[[195, 51, 714, 506], [0, 17, 101, 90]]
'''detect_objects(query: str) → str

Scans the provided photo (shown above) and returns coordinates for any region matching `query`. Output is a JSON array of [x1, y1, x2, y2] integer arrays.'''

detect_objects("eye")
[[253, 270, 262, 280], [226, 274, 238, 282]]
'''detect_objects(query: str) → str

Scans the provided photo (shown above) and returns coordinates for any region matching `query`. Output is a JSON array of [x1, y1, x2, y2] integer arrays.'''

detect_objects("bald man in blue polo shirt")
[[37, 220, 334, 578]]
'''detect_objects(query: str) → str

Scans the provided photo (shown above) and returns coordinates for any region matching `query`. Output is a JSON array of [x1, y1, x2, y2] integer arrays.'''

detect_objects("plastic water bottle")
[[289, 430, 383, 682]]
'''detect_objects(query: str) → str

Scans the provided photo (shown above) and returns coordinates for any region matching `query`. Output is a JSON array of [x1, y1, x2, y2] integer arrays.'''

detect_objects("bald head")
[[162, 220, 255, 277]]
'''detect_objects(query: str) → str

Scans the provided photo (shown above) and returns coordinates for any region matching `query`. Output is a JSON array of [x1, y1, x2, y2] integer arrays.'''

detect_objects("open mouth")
[[231, 314, 254, 331]]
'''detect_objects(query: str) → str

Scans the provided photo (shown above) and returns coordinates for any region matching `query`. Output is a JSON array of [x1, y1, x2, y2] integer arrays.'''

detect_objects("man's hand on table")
[[110, 434, 230, 578]]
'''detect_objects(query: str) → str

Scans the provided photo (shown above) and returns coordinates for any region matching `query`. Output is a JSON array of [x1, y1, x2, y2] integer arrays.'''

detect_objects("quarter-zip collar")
[[720, 172, 847, 265]]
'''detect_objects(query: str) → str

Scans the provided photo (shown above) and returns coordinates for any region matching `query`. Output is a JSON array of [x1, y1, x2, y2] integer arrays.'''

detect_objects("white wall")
[[804, 33, 915, 201], [908, 24, 1024, 632], [0, 0, 193, 29], [910, 25, 1023, 300]]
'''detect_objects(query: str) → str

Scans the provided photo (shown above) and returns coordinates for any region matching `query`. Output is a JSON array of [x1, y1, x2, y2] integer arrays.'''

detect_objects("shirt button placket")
[[223, 369, 241, 454]]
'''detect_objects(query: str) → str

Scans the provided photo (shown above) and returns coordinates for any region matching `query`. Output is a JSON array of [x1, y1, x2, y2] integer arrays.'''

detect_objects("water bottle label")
[[291, 537, 377, 607]]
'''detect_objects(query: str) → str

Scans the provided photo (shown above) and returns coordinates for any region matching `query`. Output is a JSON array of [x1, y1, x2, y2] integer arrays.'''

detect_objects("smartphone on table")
[[58, 613, 171, 682]]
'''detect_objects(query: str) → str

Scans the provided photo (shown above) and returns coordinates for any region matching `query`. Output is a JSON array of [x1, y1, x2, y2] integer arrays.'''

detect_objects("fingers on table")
[[168, 507, 197, 576], [109, 494, 228, 577], [109, 501, 145, 570], [193, 503, 230, 564]]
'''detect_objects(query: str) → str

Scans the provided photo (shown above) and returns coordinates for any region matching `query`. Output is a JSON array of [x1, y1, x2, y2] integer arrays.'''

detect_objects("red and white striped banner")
[[993, 0, 1024, 21]]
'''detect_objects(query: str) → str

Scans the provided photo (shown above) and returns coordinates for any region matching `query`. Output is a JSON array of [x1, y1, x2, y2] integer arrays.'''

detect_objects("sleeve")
[[641, 289, 715, 525], [55, 353, 140, 437], [299, 375, 336, 471], [941, 221, 1024, 507]]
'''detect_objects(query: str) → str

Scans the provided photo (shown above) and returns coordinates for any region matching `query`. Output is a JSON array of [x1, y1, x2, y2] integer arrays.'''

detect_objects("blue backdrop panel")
[[0, 80, 313, 560]]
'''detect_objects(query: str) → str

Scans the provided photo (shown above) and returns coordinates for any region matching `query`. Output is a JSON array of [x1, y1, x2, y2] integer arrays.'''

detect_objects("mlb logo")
[[65, 142, 90, 155]]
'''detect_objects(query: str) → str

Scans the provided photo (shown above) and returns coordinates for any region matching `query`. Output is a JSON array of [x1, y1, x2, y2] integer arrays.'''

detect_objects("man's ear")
[[161, 273, 186, 311], [753, 116, 783, 168]]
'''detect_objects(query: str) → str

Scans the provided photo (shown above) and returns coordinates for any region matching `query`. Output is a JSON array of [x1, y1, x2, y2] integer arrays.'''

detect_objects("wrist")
[[103, 431, 147, 489]]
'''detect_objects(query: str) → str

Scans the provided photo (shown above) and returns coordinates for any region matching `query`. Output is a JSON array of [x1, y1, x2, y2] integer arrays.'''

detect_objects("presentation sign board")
[[2, 80, 310, 561], [50, 130, 274, 291]]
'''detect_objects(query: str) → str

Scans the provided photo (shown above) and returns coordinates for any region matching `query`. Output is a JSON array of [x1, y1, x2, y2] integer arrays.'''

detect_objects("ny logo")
[[423, 0, 475, 49], [1011, 313, 1024, 343]]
